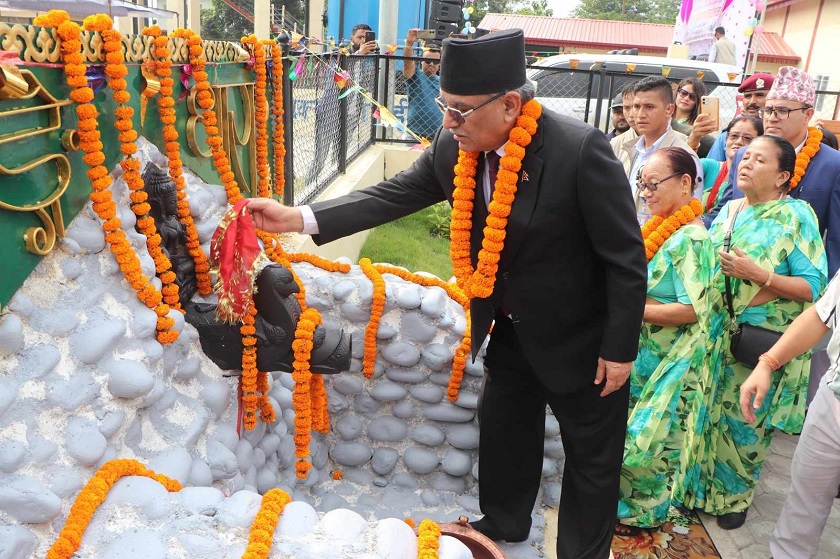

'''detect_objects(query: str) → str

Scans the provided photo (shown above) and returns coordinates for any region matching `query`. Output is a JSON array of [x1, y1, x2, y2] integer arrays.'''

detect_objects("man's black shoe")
[[469, 517, 529, 543], [716, 511, 747, 530]]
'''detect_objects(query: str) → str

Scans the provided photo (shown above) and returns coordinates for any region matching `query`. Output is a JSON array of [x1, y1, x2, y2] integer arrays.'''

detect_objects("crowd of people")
[[250, 27, 840, 559]]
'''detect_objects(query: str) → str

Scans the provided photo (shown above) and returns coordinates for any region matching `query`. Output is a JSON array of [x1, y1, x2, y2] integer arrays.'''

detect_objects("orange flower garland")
[[242, 35, 271, 197], [291, 307, 320, 478], [359, 258, 386, 378], [34, 10, 178, 344], [789, 127, 822, 192], [417, 519, 442, 559], [450, 99, 542, 299], [641, 198, 703, 261], [241, 488, 292, 559], [270, 39, 286, 198], [142, 25, 212, 296], [46, 459, 181, 559], [240, 305, 261, 430]]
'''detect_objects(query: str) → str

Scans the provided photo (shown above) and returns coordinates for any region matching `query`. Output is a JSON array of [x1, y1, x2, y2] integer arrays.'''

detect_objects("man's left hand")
[[594, 358, 631, 397]]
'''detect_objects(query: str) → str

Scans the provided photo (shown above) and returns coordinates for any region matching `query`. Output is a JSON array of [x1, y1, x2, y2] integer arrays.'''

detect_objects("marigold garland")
[[243, 35, 271, 197], [291, 307, 320, 478], [142, 25, 212, 296], [46, 459, 181, 559], [641, 198, 703, 261], [35, 10, 178, 344], [240, 305, 261, 430], [417, 519, 442, 559], [450, 99, 542, 299], [270, 40, 286, 198], [359, 258, 386, 378], [789, 127, 822, 192], [241, 488, 292, 559]]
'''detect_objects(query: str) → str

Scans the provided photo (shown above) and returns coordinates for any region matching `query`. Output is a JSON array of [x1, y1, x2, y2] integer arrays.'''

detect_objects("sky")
[[544, 0, 582, 18]]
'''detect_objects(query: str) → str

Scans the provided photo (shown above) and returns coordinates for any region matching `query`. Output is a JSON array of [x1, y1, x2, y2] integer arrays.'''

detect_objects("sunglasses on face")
[[677, 88, 698, 102], [435, 91, 506, 125], [637, 172, 682, 193], [422, 60, 440, 65]]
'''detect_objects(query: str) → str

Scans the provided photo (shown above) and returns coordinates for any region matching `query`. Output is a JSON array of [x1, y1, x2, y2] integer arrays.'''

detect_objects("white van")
[[527, 54, 743, 131]]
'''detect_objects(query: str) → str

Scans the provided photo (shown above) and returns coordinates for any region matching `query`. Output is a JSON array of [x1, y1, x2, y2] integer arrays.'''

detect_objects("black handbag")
[[723, 226, 782, 368]]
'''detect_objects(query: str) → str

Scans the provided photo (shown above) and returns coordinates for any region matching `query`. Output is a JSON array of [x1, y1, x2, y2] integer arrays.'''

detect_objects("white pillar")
[[378, 0, 399, 47], [308, 0, 325, 39], [254, 0, 271, 39], [188, 0, 201, 33]]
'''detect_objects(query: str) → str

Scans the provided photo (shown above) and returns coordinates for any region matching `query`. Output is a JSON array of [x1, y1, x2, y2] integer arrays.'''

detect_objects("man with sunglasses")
[[402, 29, 443, 141], [247, 29, 647, 559]]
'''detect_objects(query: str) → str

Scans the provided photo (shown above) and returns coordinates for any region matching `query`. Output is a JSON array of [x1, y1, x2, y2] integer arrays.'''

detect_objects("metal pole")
[[592, 64, 608, 130]]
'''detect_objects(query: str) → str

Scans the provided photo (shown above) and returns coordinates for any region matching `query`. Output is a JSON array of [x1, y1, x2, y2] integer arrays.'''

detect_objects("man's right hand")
[[246, 198, 304, 234], [406, 28, 418, 45], [357, 40, 377, 55]]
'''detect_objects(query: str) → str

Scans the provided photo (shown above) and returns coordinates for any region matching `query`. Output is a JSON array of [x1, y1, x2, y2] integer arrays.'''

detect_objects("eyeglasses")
[[422, 60, 440, 65], [435, 91, 506, 125], [677, 88, 698, 102], [637, 172, 682, 193], [760, 106, 809, 119], [727, 133, 756, 144]]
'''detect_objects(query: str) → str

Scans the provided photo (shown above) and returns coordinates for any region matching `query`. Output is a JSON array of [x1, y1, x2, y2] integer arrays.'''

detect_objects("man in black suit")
[[248, 29, 647, 559]]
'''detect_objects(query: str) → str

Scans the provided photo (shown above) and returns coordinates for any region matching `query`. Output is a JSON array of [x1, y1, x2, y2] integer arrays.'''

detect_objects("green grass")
[[359, 204, 453, 281]]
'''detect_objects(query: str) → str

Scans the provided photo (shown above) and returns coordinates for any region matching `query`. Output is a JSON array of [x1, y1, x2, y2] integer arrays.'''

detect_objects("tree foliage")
[[473, 0, 554, 25], [571, 0, 681, 25]]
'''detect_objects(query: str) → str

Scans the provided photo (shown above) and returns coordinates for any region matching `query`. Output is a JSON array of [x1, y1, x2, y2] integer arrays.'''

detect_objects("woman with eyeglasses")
[[685, 135, 827, 530], [615, 148, 717, 536], [700, 115, 764, 216]]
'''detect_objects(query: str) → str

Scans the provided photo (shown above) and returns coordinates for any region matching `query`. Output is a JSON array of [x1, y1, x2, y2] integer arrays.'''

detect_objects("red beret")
[[738, 73, 775, 93]]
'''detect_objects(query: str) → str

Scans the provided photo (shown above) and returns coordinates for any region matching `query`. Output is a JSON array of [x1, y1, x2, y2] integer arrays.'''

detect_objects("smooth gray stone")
[[105, 359, 155, 399], [403, 446, 440, 474], [142, 338, 164, 362], [177, 534, 219, 557], [542, 457, 560, 478], [357, 276, 374, 305], [335, 415, 363, 441], [138, 379, 166, 410], [277, 434, 296, 469], [455, 494, 481, 513], [333, 375, 365, 396], [320, 493, 350, 512], [421, 344, 453, 373], [439, 308, 455, 329], [148, 448, 193, 485], [545, 415, 561, 438], [411, 424, 446, 447], [371, 447, 399, 475], [327, 389, 350, 414], [384, 367, 425, 384], [410, 385, 445, 404], [441, 448, 472, 476], [70, 318, 126, 364], [195, 216, 218, 244], [174, 356, 200, 381], [101, 529, 166, 559], [205, 183, 229, 206], [392, 472, 420, 489], [446, 424, 480, 450], [453, 390, 479, 410], [11, 344, 60, 380], [391, 399, 416, 419], [188, 457, 214, 487], [0, 475, 62, 523], [258, 432, 281, 454], [428, 372, 453, 387], [202, 379, 231, 419], [252, 447, 266, 469], [49, 469, 83, 499], [207, 440, 239, 480], [58, 235, 82, 255], [544, 439, 565, 460], [0, 441, 25, 473], [429, 472, 466, 493], [278, 372, 295, 390], [380, 341, 421, 367], [0, 314, 24, 356], [149, 394, 209, 450], [307, 294, 332, 312], [0, 525, 37, 559], [367, 416, 408, 442], [60, 257, 83, 280], [0, 377, 18, 418], [270, 383, 293, 409], [400, 311, 437, 344], [106, 475, 172, 520], [7, 292, 33, 317], [179, 486, 225, 515], [422, 403, 475, 423], [332, 279, 357, 301], [65, 416, 107, 465], [312, 440, 329, 469], [419, 286, 448, 317], [354, 394, 383, 414], [66, 214, 106, 253], [341, 467, 374, 487], [240, 420, 266, 448], [395, 284, 422, 309], [340, 302, 370, 322], [375, 322, 398, 340], [257, 467, 277, 493], [45, 369, 98, 412], [330, 441, 373, 466], [118, 206, 137, 229], [543, 482, 562, 508], [188, 185, 213, 217], [98, 408, 125, 439], [27, 432, 57, 464], [465, 357, 485, 377], [373, 476, 388, 487], [369, 381, 407, 402], [235, 439, 254, 472], [350, 330, 364, 359]]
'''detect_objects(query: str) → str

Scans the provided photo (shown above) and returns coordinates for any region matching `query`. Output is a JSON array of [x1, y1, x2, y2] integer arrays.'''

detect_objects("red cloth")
[[209, 199, 264, 323]]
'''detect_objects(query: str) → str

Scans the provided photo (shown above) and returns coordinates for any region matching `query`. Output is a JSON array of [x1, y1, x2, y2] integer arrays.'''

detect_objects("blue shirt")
[[406, 71, 442, 139], [707, 131, 727, 162]]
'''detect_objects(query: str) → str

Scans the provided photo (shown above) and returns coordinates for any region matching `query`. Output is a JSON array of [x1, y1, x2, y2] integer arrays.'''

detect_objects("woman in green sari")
[[615, 148, 717, 533], [701, 135, 827, 530]]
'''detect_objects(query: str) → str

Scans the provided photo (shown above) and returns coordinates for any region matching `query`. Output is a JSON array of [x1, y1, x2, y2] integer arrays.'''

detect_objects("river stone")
[[0, 377, 17, 417], [340, 302, 370, 322], [335, 415, 363, 441], [419, 287, 447, 317], [188, 457, 214, 487], [332, 279, 356, 300], [333, 375, 365, 396], [385, 367, 426, 384], [49, 468, 84, 499], [543, 482, 562, 507], [66, 214, 106, 253], [329, 441, 372, 466], [544, 438, 566, 460], [420, 343, 452, 371], [367, 416, 408, 442], [278, 500, 318, 537], [422, 403, 475, 423], [442, 448, 472, 476], [453, 390, 479, 409], [392, 473, 420, 489], [376, 517, 417, 559], [403, 447, 439, 474], [7, 292, 33, 317], [410, 385, 444, 404], [376, 322, 398, 340], [101, 529, 166, 559], [545, 414, 561, 438], [0, 441, 25, 473], [178, 486, 225, 515], [271, 383, 293, 408], [543, 457, 560, 477], [97, 408, 125, 439], [202, 379, 231, 419], [321, 508, 367, 541], [420, 490, 440, 506], [465, 358, 485, 377], [106, 359, 155, 399], [428, 372, 452, 387], [429, 472, 466, 493], [369, 381, 407, 402], [391, 399, 416, 419], [371, 447, 399, 475], [70, 318, 126, 364], [12, 344, 60, 380], [395, 284, 422, 309], [148, 448, 193, 485], [65, 416, 107, 465], [207, 440, 238, 480], [0, 314, 24, 356], [45, 369, 98, 412], [411, 424, 446, 446], [446, 424, 480, 450], [0, 525, 37, 559], [217, 490, 263, 528], [27, 432, 57, 464], [0, 475, 62, 523], [354, 394, 383, 414], [380, 341, 421, 367], [400, 311, 437, 344], [350, 330, 364, 359], [107, 475, 172, 520]]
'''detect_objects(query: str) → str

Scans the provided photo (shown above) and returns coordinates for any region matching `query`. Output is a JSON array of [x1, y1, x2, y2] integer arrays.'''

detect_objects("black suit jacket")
[[311, 109, 647, 394]]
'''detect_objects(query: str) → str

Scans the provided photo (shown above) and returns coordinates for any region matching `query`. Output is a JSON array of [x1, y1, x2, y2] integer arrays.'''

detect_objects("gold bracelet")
[[758, 352, 781, 371], [762, 270, 773, 288]]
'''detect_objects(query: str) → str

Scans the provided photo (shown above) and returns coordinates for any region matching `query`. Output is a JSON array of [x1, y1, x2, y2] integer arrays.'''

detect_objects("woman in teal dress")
[[700, 135, 827, 530], [615, 148, 717, 532], [701, 115, 763, 215]]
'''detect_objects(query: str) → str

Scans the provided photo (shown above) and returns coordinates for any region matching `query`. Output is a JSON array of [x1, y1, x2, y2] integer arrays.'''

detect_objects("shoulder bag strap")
[[723, 199, 746, 321]]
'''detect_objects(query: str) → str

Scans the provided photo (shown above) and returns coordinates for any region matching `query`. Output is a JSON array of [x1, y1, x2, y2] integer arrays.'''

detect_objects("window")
[[815, 74, 830, 112]]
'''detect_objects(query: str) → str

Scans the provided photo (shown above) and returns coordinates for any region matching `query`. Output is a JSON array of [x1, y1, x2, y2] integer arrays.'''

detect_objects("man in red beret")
[[705, 72, 775, 162]]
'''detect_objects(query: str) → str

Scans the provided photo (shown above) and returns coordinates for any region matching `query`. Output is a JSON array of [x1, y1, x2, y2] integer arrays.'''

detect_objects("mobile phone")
[[416, 29, 437, 40], [364, 30, 376, 43], [700, 96, 720, 128]]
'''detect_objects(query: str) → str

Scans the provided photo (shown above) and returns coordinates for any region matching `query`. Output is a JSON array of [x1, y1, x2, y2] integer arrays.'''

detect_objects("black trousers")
[[479, 315, 629, 559]]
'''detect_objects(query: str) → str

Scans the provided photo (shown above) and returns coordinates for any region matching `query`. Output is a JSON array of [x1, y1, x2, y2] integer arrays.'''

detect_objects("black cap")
[[610, 93, 623, 109], [440, 29, 527, 95]]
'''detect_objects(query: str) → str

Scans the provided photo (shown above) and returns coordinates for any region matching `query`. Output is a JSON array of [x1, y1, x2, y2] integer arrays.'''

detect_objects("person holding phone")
[[350, 23, 377, 55], [402, 28, 443, 141]]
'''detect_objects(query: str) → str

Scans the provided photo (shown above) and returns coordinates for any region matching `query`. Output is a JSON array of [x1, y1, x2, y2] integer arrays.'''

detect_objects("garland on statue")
[[359, 258, 386, 378], [270, 40, 286, 198], [242, 35, 271, 197], [242, 488, 293, 559]]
